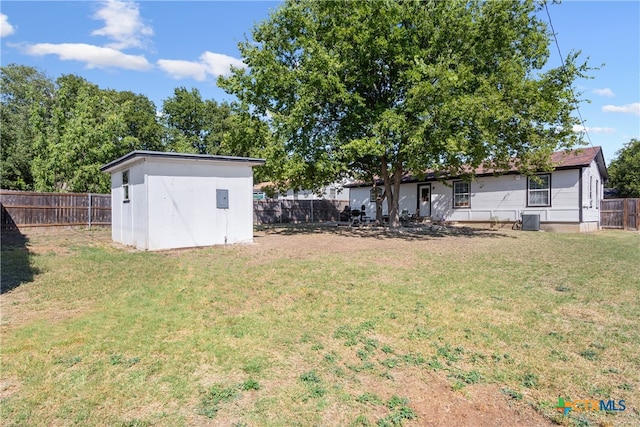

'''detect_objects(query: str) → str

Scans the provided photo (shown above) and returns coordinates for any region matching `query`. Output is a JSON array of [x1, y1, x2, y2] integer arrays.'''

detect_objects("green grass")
[[1, 227, 639, 426]]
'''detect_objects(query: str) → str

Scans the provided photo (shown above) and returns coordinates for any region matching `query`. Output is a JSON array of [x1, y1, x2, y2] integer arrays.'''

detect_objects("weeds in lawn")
[[117, 420, 152, 427], [356, 392, 383, 405], [378, 396, 417, 426], [197, 384, 239, 418], [242, 378, 260, 391], [456, 370, 482, 385], [435, 343, 464, 363], [381, 345, 394, 354], [500, 387, 524, 400], [53, 356, 82, 367], [299, 370, 326, 400], [323, 352, 338, 364], [109, 354, 140, 367], [426, 357, 444, 371], [352, 415, 373, 426], [580, 349, 599, 361], [521, 372, 539, 389]]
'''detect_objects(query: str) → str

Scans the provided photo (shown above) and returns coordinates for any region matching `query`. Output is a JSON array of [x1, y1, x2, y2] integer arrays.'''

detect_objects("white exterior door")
[[419, 184, 431, 217]]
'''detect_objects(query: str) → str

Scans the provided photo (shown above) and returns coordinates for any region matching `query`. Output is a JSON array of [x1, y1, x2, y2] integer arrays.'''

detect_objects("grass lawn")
[[1, 226, 638, 426]]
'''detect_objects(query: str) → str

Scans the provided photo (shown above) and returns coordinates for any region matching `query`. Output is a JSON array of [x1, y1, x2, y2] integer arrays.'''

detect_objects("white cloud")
[[593, 88, 615, 97], [22, 43, 151, 71], [1, 13, 16, 38], [7, 2, 153, 73], [602, 103, 640, 116], [572, 124, 616, 134], [157, 59, 208, 81], [158, 51, 245, 81], [200, 52, 246, 76], [91, 0, 153, 50]]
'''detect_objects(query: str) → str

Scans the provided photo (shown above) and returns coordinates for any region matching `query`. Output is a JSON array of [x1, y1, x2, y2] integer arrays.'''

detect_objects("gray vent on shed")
[[521, 214, 540, 231]]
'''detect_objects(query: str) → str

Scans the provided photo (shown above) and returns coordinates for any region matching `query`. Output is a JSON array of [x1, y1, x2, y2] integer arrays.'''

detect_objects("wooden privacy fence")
[[600, 198, 639, 230], [254, 199, 350, 225], [1, 190, 111, 229], [1, 190, 350, 229]]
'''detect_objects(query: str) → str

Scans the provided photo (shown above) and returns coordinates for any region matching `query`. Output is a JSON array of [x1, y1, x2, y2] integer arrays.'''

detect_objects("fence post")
[[88, 193, 92, 229], [623, 199, 629, 230], [311, 199, 314, 223]]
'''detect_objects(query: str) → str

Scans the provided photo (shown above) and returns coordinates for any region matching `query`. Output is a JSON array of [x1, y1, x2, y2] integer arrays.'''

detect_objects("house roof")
[[551, 146, 603, 168], [472, 146, 607, 176], [100, 150, 266, 173], [346, 146, 607, 187]]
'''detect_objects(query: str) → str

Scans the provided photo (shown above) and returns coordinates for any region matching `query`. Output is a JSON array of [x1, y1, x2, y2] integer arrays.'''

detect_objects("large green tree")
[[113, 90, 165, 152], [161, 87, 210, 153], [607, 139, 640, 198], [161, 87, 270, 159], [160, 86, 274, 185], [1, 64, 55, 190], [220, 0, 588, 225], [31, 75, 163, 193]]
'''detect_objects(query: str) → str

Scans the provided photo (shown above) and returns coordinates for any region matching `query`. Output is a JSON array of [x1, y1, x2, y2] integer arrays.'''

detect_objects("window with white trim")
[[527, 174, 550, 207], [453, 181, 470, 208], [122, 170, 130, 202]]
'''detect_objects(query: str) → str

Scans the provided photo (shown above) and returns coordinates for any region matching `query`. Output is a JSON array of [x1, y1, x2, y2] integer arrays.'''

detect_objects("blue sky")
[[1, 1, 638, 165]]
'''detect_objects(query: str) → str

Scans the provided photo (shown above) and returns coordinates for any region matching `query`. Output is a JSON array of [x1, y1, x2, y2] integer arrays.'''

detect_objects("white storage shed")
[[101, 151, 265, 250]]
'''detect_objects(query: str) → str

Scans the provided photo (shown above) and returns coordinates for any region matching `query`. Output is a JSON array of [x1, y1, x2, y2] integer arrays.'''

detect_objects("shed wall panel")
[[145, 160, 254, 250]]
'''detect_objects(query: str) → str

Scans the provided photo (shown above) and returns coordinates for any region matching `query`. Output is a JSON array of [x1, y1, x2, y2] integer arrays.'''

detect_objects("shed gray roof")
[[100, 150, 266, 173]]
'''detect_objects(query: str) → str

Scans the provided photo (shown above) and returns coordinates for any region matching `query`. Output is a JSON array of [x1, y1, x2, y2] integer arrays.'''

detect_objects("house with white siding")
[[101, 151, 265, 250], [348, 147, 607, 232]]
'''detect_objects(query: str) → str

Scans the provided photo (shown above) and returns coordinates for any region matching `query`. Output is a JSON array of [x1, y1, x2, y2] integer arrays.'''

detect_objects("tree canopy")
[[607, 139, 640, 198], [161, 87, 270, 160], [1, 64, 271, 193], [30, 74, 163, 192], [220, 0, 589, 225], [1, 64, 54, 190]]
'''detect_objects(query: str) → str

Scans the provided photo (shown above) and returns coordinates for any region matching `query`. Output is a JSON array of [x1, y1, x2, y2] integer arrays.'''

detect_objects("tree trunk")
[[375, 194, 384, 224], [380, 157, 403, 228]]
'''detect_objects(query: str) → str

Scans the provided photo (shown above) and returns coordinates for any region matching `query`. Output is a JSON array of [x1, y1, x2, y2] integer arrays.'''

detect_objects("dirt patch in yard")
[[246, 223, 515, 259], [394, 369, 552, 427]]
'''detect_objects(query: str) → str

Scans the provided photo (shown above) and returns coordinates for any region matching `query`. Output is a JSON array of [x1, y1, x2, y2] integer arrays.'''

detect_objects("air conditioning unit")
[[521, 214, 540, 231]]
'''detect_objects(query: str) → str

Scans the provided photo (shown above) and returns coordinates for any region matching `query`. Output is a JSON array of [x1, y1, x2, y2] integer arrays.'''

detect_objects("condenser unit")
[[521, 214, 540, 231]]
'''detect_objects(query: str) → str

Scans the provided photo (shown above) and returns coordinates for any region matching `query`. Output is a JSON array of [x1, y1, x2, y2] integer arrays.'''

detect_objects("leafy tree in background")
[[114, 90, 165, 152], [1, 64, 55, 190], [607, 139, 640, 198], [161, 87, 210, 153], [31, 75, 162, 193], [1, 65, 270, 192], [161, 86, 273, 166], [220, 0, 589, 226], [32, 75, 120, 192]]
